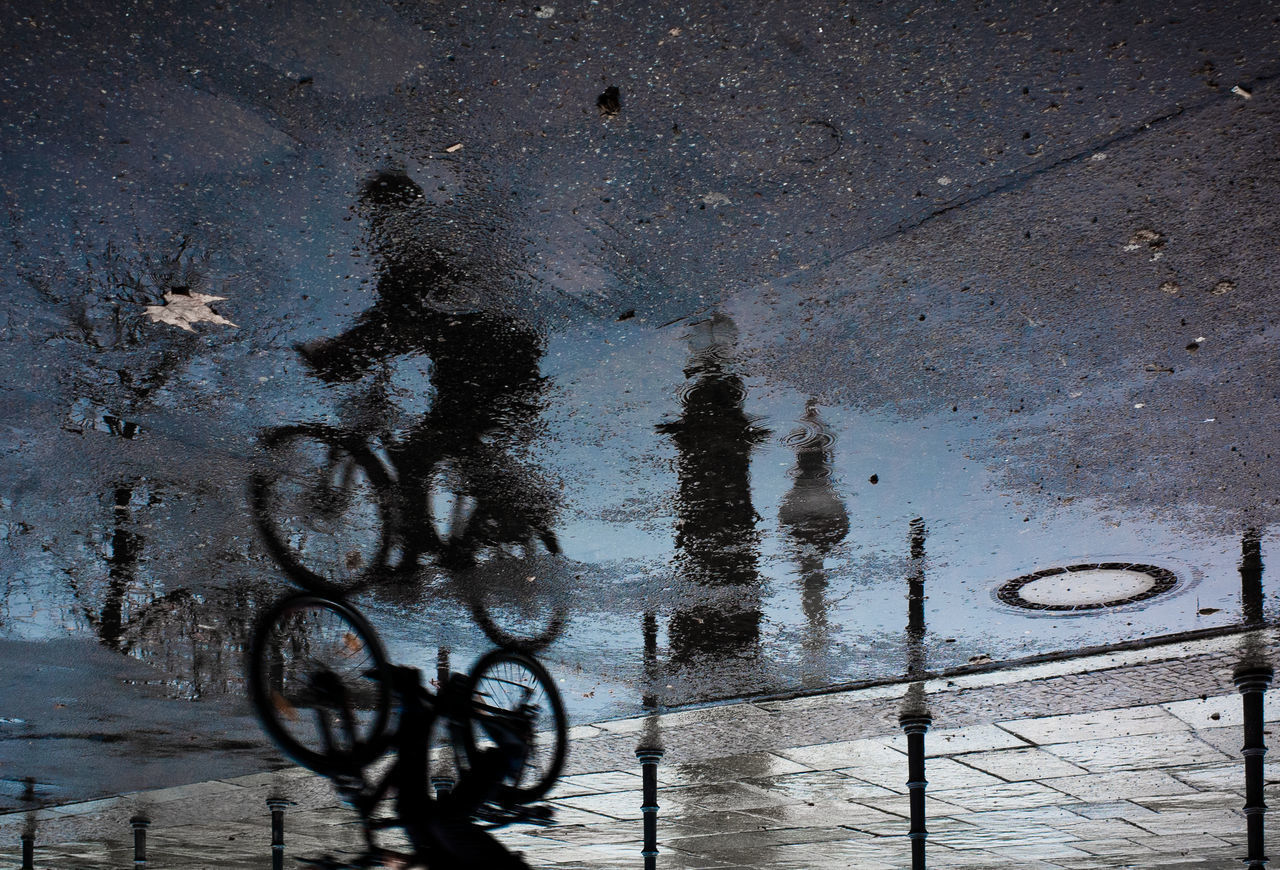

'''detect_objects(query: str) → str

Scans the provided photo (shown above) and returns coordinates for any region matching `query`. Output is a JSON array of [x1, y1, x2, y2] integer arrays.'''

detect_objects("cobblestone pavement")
[[2, 627, 1274, 868]]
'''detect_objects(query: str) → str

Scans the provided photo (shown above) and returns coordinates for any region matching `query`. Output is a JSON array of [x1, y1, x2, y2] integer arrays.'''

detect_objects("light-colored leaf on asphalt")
[[144, 292, 238, 332]]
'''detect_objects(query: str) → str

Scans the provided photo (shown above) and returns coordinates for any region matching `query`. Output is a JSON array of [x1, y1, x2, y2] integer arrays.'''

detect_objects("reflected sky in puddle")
[[1, 282, 1275, 722]]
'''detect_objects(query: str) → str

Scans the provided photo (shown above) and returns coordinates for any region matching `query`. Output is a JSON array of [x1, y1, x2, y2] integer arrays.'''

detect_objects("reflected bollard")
[[1236, 665, 1273, 869], [636, 747, 663, 870], [130, 817, 149, 868], [268, 798, 290, 870], [437, 647, 451, 689], [899, 713, 931, 870]]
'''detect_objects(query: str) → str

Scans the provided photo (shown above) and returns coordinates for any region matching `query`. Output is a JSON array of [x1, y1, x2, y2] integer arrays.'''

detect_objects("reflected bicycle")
[[249, 424, 566, 652], [246, 593, 568, 859]]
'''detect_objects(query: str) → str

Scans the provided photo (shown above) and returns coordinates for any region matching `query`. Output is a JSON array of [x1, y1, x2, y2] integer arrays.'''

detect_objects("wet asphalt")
[[1, 0, 1279, 811]]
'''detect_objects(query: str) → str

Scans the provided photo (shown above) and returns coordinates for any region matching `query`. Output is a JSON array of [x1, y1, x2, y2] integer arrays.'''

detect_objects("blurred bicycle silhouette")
[[250, 168, 565, 653], [247, 592, 567, 868]]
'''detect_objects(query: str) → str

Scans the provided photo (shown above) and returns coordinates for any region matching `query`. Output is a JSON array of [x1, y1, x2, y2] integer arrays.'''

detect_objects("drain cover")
[[997, 562, 1178, 611]]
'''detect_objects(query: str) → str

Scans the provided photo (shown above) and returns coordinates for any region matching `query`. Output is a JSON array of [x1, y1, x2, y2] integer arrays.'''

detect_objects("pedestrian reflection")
[[778, 400, 849, 685], [657, 313, 769, 664]]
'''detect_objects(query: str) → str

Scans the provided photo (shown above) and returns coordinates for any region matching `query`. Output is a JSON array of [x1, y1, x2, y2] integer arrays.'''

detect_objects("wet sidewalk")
[[3, 628, 1273, 868]]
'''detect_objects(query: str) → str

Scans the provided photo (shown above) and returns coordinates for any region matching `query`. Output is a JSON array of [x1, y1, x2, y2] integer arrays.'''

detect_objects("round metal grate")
[[996, 562, 1178, 612]]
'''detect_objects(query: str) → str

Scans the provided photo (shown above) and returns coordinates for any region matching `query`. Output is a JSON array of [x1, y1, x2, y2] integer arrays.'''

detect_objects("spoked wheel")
[[247, 593, 391, 775], [458, 551, 569, 654], [251, 425, 396, 594], [459, 650, 568, 804]]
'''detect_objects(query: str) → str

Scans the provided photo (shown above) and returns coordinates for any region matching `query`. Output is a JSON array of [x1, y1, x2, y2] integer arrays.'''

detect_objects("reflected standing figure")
[[657, 313, 769, 664], [778, 399, 850, 685]]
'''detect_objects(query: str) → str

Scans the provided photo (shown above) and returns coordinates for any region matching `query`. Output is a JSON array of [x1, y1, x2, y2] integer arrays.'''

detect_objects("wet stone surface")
[[2, 0, 1280, 866]]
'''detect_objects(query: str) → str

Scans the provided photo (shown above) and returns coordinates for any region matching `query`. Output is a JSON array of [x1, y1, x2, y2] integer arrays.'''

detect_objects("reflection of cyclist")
[[297, 170, 556, 567]]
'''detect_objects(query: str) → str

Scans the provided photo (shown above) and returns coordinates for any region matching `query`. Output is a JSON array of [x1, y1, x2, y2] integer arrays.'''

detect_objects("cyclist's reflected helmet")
[[360, 170, 424, 208]]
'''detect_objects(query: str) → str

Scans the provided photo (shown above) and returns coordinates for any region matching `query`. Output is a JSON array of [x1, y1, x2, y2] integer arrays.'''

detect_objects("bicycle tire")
[[458, 649, 568, 804], [461, 550, 568, 654], [247, 593, 392, 774], [250, 425, 396, 594]]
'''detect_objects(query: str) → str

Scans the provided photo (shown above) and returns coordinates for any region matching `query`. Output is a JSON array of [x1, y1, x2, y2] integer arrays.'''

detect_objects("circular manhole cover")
[[996, 562, 1178, 612]]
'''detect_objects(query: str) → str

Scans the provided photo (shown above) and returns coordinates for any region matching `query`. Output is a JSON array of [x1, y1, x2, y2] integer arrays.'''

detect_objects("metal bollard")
[[267, 798, 291, 870], [636, 747, 663, 870], [1236, 665, 1273, 869], [899, 713, 932, 870], [130, 817, 149, 868]]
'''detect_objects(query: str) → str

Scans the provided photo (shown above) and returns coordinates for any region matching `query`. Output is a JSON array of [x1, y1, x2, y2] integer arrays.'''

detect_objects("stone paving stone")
[[636, 846, 741, 869], [851, 791, 972, 823], [1047, 817, 1156, 842], [668, 752, 811, 787], [699, 839, 900, 870], [753, 686, 907, 715], [742, 768, 899, 804], [530, 839, 653, 863], [567, 723, 605, 740], [990, 841, 1095, 860], [1047, 730, 1232, 772], [951, 805, 1089, 828], [1165, 760, 1251, 794], [728, 799, 907, 833], [669, 823, 868, 854], [219, 765, 314, 788], [934, 822, 1074, 850], [954, 746, 1091, 781], [552, 789, 647, 820], [997, 703, 1190, 745], [882, 723, 1034, 756], [1130, 789, 1248, 814], [541, 802, 624, 826], [1191, 723, 1257, 757], [1161, 690, 1280, 728], [655, 781, 799, 816], [773, 736, 905, 773], [843, 755, 1008, 792], [525, 820, 640, 845], [1072, 836, 1156, 856], [660, 810, 786, 837], [1129, 829, 1238, 852], [1127, 807, 1242, 837], [931, 780, 1074, 812], [1041, 768, 1197, 801], [551, 769, 642, 796], [1068, 799, 1159, 819]]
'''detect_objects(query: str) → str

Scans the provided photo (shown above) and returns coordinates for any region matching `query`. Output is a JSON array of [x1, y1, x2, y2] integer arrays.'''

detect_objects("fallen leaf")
[[445, 143, 464, 153], [145, 292, 237, 332]]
